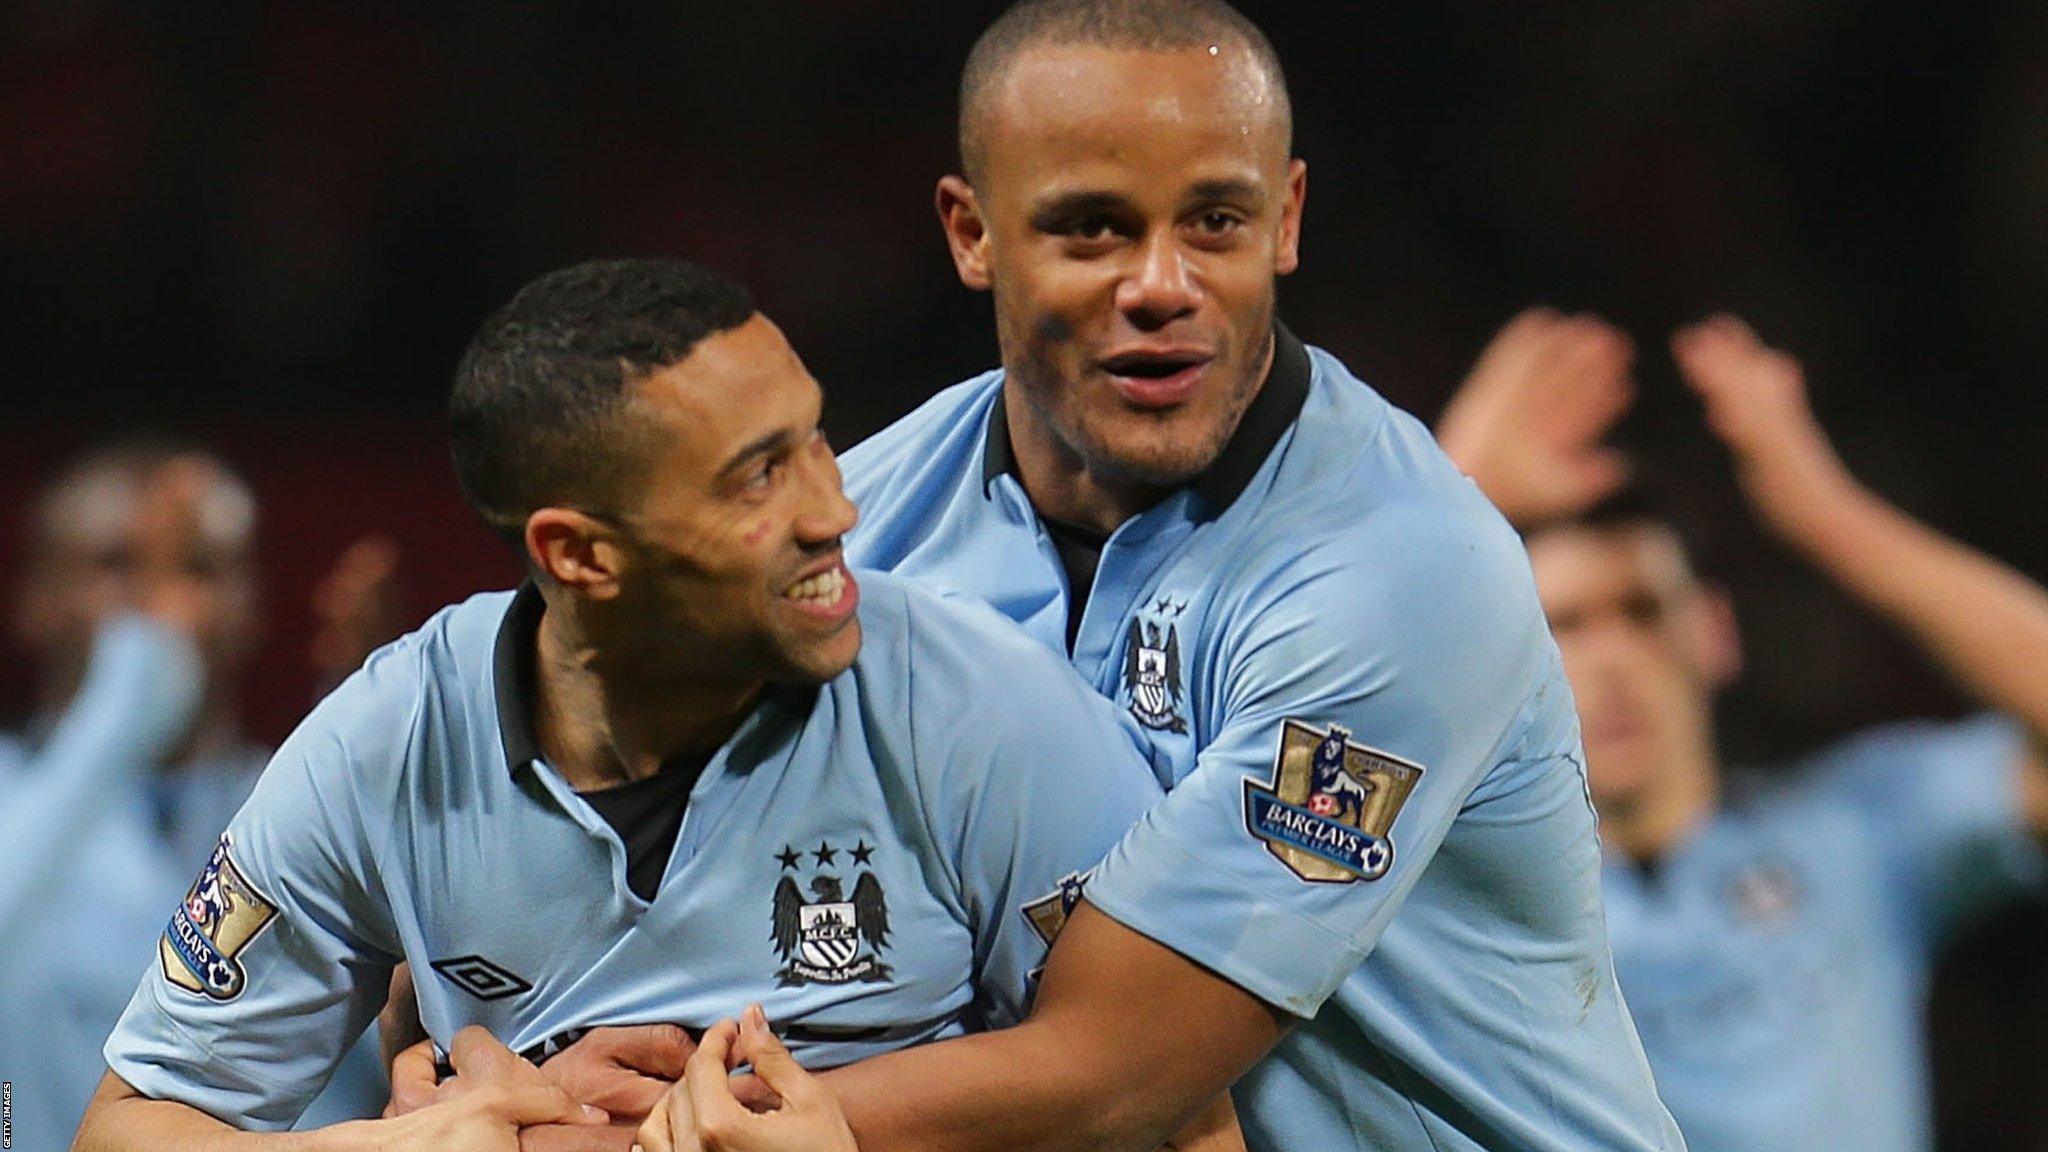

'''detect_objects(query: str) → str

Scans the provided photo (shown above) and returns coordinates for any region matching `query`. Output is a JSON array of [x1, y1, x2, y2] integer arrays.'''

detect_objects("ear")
[[1690, 581, 1743, 690], [1274, 158, 1307, 277], [525, 509, 628, 601], [936, 175, 993, 292]]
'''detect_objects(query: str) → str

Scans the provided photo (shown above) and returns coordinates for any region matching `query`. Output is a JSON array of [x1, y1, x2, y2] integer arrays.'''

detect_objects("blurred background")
[[2, 0, 2044, 1145]]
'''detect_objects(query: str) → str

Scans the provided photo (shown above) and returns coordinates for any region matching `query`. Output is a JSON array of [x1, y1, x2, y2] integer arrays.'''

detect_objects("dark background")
[[3, 2, 2045, 1144]]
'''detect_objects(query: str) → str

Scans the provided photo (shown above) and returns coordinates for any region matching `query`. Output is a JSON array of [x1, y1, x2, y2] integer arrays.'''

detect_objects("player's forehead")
[[978, 42, 1287, 190], [631, 315, 822, 471], [1529, 522, 1694, 610]]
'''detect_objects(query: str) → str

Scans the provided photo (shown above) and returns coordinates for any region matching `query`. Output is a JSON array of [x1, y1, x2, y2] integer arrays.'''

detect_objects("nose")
[[794, 437, 859, 545], [1114, 231, 1201, 330]]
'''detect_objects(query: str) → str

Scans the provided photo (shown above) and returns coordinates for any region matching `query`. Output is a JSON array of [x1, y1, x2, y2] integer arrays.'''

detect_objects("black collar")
[[492, 582, 546, 775], [980, 322, 1312, 519]]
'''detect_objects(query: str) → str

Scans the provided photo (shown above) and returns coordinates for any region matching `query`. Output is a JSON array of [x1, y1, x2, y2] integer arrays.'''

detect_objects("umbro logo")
[[430, 955, 533, 1002]]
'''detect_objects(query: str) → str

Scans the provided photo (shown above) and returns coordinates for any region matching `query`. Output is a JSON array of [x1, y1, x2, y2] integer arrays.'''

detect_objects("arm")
[[0, 616, 200, 941], [814, 504, 1546, 1152], [98, 651, 418, 1131], [1434, 307, 1635, 527], [1672, 315, 2048, 834], [817, 901, 1285, 1152], [76, 1030, 602, 1152]]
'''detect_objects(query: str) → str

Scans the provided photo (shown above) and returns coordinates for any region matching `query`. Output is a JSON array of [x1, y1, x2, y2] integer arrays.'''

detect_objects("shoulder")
[[839, 370, 1001, 502], [850, 569, 1080, 696], [1226, 462, 1540, 661]]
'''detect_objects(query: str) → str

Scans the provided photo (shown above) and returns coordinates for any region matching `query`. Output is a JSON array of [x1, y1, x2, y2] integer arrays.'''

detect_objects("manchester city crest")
[[1242, 720, 1424, 883], [772, 840, 892, 987], [160, 833, 278, 1000], [1123, 608, 1187, 734]]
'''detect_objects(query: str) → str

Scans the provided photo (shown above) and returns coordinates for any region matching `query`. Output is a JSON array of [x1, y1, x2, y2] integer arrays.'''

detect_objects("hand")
[[346, 1026, 607, 1152], [389, 1024, 695, 1151], [1670, 314, 1851, 534], [518, 1026, 699, 1152], [635, 1006, 856, 1152], [1435, 307, 1635, 527], [309, 535, 407, 693]]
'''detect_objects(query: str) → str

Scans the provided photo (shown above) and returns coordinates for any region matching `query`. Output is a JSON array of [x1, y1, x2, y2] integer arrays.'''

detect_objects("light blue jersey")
[[103, 573, 1160, 1130], [0, 619, 383, 1152], [843, 329, 1684, 1151], [1606, 715, 2041, 1152]]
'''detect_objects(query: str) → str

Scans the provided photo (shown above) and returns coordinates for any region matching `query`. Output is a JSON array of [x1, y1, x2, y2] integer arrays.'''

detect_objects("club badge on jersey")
[[1123, 599, 1189, 734], [772, 841, 892, 986], [160, 833, 278, 1000], [1243, 721, 1424, 883]]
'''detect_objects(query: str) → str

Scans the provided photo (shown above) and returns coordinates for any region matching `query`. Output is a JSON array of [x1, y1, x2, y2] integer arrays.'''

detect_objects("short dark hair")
[[958, 0, 1291, 184], [449, 258, 756, 544], [1524, 476, 1723, 577]]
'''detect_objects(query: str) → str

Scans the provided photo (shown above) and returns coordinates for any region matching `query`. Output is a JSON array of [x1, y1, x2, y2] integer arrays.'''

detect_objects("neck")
[[533, 598, 762, 792], [1005, 403, 1166, 535]]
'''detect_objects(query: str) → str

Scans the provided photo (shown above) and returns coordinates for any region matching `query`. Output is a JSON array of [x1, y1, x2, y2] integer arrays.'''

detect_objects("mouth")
[[782, 560, 859, 623], [1097, 348, 1214, 409]]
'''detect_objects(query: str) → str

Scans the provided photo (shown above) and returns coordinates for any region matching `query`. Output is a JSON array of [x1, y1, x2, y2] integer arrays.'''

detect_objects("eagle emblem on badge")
[[772, 841, 892, 986], [1123, 615, 1187, 733], [160, 833, 278, 1000], [1242, 721, 1424, 883]]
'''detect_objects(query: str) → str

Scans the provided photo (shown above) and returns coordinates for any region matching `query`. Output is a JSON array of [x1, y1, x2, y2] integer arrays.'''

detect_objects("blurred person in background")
[[1437, 310, 2048, 1152], [0, 441, 398, 1152]]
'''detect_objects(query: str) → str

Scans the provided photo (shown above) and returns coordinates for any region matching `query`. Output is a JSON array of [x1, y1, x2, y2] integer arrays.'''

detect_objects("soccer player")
[[615, 2, 1685, 1150], [0, 445, 387, 1152], [71, 259, 1172, 1150], [1439, 310, 2048, 1152]]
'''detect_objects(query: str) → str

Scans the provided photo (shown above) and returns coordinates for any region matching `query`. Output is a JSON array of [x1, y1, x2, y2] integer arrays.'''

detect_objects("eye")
[[1189, 209, 1247, 245], [743, 455, 786, 493], [1065, 215, 1119, 245]]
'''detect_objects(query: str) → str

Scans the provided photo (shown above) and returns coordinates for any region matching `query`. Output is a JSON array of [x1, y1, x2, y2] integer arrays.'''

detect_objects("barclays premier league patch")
[[1243, 720, 1424, 884], [160, 833, 278, 1001]]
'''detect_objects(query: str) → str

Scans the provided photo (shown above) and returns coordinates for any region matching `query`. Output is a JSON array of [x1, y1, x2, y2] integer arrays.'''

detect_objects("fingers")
[[634, 1081, 695, 1152], [491, 1080, 610, 1129], [451, 1027, 609, 1128], [733, 1006, 825, 1110], [587, 1023, 698, 1081], [451, 1025, 528, 1083], [521, 1122, 646, 1152], [684, 1020, 757, 1134], [385, 1038, 442, 1117]]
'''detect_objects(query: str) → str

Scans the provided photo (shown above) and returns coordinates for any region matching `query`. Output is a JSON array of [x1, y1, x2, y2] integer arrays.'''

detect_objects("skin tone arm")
[[790, 901, 1285, 1152], [1670, 314, 2048, 833], [71, 1028, 606, 1152]]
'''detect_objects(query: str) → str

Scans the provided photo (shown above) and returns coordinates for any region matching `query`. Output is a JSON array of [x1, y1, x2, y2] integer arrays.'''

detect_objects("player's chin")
[[1087, 417, 1228, 488], [776, 618, 863, 685]]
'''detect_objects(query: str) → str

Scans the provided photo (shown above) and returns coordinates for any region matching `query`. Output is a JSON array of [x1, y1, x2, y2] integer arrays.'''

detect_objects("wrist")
[[1732, 434, 1858, 537]]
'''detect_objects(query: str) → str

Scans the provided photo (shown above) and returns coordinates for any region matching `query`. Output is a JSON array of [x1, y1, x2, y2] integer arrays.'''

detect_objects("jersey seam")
[[900, 591, 965, 907]]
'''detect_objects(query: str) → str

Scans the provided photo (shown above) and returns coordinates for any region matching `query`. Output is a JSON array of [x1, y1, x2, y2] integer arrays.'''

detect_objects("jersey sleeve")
[[1084, 504, 1555, 1017], [1797, 714, 2041, 949], [910, 598, 1166, 1031], [103, 653, 410, 1131]]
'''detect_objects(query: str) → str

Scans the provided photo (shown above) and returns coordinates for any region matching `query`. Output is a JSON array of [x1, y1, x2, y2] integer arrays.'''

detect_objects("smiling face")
[[598, 314, 862, 686], [941, 41, 1305, 515]]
